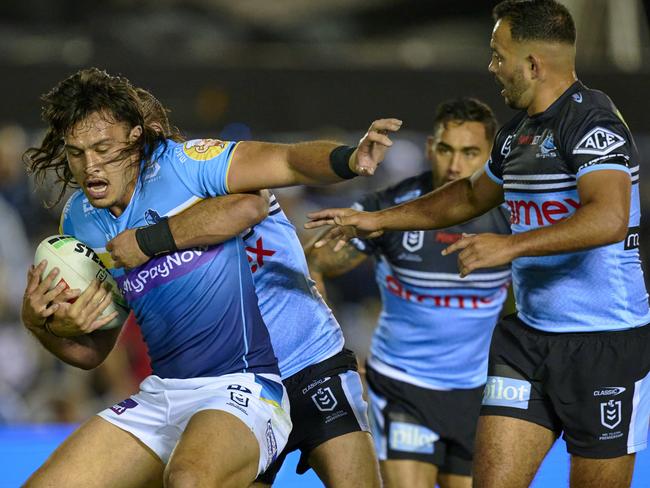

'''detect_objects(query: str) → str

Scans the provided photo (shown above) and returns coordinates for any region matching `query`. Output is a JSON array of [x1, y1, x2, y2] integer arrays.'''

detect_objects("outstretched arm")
[[306, 169, 503, 250], [227, 119, 402, 193], [444, 170, 629, 276], [107, 192, 269, 269]]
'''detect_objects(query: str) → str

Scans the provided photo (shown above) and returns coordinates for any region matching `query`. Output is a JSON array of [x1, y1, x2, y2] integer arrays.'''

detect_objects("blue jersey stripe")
[[237, 244, 250, 371]]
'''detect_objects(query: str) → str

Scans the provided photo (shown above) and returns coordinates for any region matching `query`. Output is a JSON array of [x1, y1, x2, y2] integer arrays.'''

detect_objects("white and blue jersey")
[[486, 81, 650, 333], [242, 193, 345, 379], [61, 138, 278, 379], [353, 172, 511, 390]]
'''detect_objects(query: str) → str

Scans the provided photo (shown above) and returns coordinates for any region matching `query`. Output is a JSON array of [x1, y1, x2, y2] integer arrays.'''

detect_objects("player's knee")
[[163, 461, 202, 488]]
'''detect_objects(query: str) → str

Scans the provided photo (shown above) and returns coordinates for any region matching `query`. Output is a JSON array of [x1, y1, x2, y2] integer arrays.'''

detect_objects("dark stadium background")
[[0, 1, 649, 485]]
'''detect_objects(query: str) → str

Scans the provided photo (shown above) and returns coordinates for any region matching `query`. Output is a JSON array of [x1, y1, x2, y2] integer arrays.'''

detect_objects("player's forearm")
[[229, 141, 352, 192], [508, 201, 628, 258], [25, 324, 117, 370], [285, 141, 358, 185], [307, 238, 368, 279], [376, 177, 489, 232], [169, 192, 269, 249]]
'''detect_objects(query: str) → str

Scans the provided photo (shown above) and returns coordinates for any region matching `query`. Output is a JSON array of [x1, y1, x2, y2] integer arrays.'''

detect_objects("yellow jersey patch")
[[182, 139, 228, 161]]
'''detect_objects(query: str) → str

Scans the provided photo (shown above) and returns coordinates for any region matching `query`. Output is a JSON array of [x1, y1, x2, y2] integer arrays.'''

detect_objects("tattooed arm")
[[305, 232, 369, 301]]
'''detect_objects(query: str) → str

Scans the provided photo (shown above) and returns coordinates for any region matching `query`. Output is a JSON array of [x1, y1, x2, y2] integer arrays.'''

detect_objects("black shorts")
[[366, 365, 484, 476], [258, 348, 370, 484], [482, 314, 650, 458]]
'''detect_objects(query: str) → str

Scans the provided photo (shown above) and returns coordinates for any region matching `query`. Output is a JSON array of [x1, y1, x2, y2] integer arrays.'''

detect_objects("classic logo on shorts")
[[482, 376, 531, 410], [302, 376, 331, 395], [593, 386, 626, 397], [389, 421, 439, 454], [600, 399, 622, 430], [182, 139, 228, 161], [312, 387, 338, 412], [110, 398, 139, 415]]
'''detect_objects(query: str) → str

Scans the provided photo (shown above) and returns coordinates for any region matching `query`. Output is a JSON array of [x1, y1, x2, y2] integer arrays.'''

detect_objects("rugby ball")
[[34, 235, 129, 330]]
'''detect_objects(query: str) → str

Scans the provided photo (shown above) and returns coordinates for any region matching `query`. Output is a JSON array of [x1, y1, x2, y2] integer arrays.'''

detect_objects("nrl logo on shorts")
[[600, 399, 622, 430], [312, 387, 338, 412], [228, 384, 251, 408]]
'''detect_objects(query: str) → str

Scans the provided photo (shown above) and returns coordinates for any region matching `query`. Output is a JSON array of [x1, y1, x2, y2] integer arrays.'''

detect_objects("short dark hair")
[[433, 97, 498, 142], [493, 0, 576, 45], [23, 68, 164, 206]]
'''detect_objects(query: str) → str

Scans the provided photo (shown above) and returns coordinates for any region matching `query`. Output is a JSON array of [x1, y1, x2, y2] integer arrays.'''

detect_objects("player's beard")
[[499, 68, 529, 110]]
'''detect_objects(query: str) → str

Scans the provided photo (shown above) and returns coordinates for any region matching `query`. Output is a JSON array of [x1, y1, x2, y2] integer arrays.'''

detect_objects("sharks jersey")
[[486, 81, 650, 333], [242, 193, 345, 379], [61, 139, 278, 379], [352, 171, 511, 389]]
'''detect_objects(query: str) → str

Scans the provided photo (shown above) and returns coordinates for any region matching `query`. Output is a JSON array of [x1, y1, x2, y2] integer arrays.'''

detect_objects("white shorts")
[[98, 372, 292, 476]]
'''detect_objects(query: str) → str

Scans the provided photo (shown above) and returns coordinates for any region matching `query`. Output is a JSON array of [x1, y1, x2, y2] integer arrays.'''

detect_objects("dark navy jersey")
[[352, 171, 511, 389], [486, 81, 650, 332]]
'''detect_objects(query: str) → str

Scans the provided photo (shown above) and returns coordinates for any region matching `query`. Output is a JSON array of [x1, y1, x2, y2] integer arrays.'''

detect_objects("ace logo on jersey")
[[183, 139, 228, 161], [573, 127, 626, 156]]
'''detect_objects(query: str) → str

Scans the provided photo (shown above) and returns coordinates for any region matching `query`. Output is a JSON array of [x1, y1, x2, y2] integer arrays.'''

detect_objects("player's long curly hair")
[[23, 68, 166, 207]]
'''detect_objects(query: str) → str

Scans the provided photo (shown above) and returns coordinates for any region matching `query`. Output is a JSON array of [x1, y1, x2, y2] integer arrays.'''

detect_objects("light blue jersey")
[[61, 139, 278, 379], [242, 193, 345, 379], [353, 172, 511, 389], [487, 82, 650, 332]]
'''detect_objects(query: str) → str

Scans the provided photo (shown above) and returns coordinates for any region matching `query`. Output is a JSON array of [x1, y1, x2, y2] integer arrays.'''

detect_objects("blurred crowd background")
[[1, 0, 649, 425]]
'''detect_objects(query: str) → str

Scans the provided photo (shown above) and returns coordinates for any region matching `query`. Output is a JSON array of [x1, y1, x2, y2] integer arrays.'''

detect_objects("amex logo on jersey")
[[182, 139, 228, 161]]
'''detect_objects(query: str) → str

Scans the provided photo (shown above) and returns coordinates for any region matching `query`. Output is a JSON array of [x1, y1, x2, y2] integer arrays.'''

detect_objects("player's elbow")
[[609, 217, 629, 244], [67, 355, 106, 370], [601, 212, 629, 245], [242, 194, 269, 226], [67, 345, 112, 370]]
